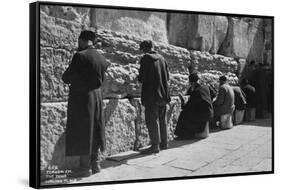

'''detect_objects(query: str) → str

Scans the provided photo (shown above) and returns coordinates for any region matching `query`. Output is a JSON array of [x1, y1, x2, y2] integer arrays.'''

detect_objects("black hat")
[[139, 40, 153, 50], [189, 72, 199, 82], [79, 30, 96, 42], [219, 75, 227, 82]]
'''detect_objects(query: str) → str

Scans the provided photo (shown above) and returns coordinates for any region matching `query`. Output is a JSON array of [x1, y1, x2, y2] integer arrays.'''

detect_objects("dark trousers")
[[80, 147, 99, 170], [144, 104, 168, 147], [80, 126, 101, 170]]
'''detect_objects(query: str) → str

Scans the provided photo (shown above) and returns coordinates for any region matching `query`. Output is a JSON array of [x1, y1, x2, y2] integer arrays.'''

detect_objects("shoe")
[[160, 143, 168, 150], [140, 146, 160, 154], [92, 161, 101, 174], [68, 168, 92, 178]]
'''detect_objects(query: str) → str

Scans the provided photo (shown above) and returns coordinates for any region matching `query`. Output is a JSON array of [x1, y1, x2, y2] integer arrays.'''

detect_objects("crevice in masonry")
[[40, 45, 76, 53], [40, 95, 184, 104], [127, 96, 141, 151]]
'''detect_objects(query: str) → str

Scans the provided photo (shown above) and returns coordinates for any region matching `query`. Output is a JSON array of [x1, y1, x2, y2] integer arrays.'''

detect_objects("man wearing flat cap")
[[138, 40, 171, 154], [212, 75, 235, 127], [62, 30, 108, 177]]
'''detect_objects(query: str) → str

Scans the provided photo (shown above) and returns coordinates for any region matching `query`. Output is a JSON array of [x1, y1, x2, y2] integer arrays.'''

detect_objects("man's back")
[[214, 83, 235, 115], [63, 47, 108, 91], [78, 47, 108, 89], [221, 84, 235, 108], [138, 51, 170, 106]]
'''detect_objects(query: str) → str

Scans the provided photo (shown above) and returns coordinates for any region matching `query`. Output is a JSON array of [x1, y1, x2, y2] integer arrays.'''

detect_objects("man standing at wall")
[[241, 79, 256, 121], [62, 30, 108, 177], [138, 40, 171, 154]]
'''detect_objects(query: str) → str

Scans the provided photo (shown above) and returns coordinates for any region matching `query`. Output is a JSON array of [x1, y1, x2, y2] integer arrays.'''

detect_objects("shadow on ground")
[[243, 118, 272, 127], [104, 138, 202, 167]]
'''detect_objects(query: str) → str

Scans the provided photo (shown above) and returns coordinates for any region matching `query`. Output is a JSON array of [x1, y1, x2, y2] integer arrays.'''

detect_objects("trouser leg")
[[158, 105, 167, 146], [90, 123, 101, 173], [91, 145, 101, 174], [145, 105, 160, 146], [91, 146, 99, 163], [210, 116, 220, 128], [80, 155, 91, 170]]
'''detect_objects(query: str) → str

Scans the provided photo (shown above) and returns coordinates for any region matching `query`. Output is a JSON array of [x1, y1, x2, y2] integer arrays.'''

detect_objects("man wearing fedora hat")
[[62, 30, 108, 177]]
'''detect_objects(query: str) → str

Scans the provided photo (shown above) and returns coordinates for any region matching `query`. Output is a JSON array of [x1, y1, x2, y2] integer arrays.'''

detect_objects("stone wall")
[[168, 15, 272, 65], [41, 5, 168, 43], [41, 5, 272, 65], [39, 5, 250, 176], [168, 14, 228, 54]]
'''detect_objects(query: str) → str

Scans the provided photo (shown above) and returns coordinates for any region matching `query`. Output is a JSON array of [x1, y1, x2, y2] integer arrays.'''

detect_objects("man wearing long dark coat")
[[174, 72, 213, 139], [241, 78, 256, 121], [138, 40, 171, 154], [62, 30, 108, 177], [249, 63, 269, 118]]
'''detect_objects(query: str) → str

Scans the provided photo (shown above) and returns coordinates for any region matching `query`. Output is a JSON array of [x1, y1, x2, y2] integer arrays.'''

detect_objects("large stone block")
[[167, 14, 228, 54], [41, 5, 90, 24], [40, 102, 76, 174], [103, 99, 137, 155], [93, 8, 168, 43], [40, 47, 71, 102], [41, 5, 168, 43], [218, 18, 264, 61]]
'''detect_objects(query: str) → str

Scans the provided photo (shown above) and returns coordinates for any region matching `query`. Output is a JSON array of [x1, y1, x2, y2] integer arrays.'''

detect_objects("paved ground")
[[44, 117, 272, 185]]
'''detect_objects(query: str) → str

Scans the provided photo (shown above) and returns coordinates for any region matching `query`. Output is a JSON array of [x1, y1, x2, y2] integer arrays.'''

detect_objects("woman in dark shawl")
[[174, 72, 214, 139]]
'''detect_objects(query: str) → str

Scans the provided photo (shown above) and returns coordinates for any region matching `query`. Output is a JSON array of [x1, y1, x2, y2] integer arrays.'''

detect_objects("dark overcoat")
[[175, 83, 213, 138], [232, 86, 247, 110], [241, 84, 256, 108], [138, 51, 171, 106], [62, 46, 108, 156], [250, 67, 268, 117]]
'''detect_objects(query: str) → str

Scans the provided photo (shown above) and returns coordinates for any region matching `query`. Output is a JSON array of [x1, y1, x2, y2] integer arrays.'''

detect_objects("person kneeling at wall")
[[212, 76, 235, 129], [174, 72, 213, 140]]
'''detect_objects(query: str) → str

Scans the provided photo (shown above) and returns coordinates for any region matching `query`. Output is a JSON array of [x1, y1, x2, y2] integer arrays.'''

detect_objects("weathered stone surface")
[[40, 103, 68, 172], [41, 5, 168, 43], [41, 5, 90, 25], [40, 13, 238, 102], [168, 14, 228, 54], [199, 70, 238, 91], [218, 17, 265, 62], [93, 9, 168, 43], [103, 99, 137, 155], [41, 5, 272, 67], [131, 97, 182, 149], [40, 99, 137, 172], [263, 19, 273, 65]]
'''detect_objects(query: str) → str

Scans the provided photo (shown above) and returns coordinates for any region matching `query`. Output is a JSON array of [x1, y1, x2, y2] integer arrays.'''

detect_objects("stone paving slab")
[[43, 118, 272, 186], [251, 159, 272, 171], [165, 158, 208, 171], [107, 151, 140, 162]]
